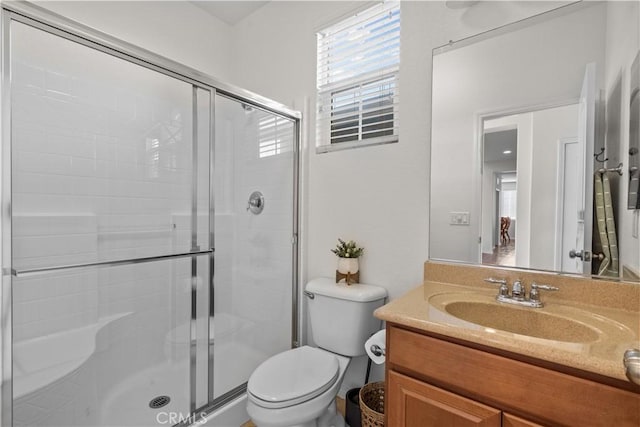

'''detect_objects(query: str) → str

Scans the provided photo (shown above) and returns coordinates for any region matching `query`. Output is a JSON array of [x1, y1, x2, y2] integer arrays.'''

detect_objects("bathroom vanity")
[[375, 262, 640, 426], [385, 325, 638, 426]]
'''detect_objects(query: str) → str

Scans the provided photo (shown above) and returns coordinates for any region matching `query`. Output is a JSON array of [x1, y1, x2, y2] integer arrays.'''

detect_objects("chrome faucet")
[[484, 278, 558, 308], [511, 280, 525, 300]]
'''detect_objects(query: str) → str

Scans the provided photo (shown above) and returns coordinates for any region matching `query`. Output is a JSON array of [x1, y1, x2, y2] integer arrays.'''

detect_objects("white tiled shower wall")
[[9, 21, 212, 425], [10, 21, 202, 342]]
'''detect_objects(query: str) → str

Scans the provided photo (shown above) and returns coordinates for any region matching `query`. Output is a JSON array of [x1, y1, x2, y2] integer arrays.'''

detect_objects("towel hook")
[[594, 147, 608, 163]]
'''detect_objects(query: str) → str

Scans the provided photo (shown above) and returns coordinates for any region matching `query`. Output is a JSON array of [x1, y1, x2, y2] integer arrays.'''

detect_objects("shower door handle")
[[11, 249, 214, 277]]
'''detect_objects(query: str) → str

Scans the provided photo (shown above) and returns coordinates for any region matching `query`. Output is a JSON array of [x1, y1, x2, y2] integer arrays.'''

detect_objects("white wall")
[[34, 1, 234, 82], [605, 0, 640, 278]]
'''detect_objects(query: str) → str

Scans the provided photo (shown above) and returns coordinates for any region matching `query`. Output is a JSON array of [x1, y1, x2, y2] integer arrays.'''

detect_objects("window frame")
[[316, 2, 400, 153]]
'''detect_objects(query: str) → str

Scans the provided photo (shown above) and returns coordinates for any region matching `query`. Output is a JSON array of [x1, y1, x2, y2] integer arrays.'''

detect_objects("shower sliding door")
[[6, 19, 211, 426], [212, 95, 296, 399]]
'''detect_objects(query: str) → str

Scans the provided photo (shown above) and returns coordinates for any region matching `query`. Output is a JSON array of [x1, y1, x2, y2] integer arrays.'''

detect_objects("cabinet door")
[[388, 370, 501, 427], [503, 413, 546, 427]]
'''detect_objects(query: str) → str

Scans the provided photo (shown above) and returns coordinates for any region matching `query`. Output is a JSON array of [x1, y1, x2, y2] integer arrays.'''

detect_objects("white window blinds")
[[258, 113, 294, 158], [316, 2, 400, 151]]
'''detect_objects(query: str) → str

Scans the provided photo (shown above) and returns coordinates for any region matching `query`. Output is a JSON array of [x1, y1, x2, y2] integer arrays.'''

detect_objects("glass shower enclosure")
[[0, 3, 300, 426]]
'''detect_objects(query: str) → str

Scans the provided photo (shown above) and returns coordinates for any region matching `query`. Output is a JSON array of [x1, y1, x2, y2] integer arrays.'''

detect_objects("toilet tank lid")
[[305, 278, 387, 302]]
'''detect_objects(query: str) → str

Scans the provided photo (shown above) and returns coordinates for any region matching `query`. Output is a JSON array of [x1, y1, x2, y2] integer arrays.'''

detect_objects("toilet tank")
[[305, 278, 387, 357]]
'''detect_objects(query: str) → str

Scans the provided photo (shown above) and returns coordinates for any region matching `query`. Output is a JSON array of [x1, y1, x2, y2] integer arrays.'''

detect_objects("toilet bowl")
[[247, 346, 350, 427], [245, 278, 387, 427]]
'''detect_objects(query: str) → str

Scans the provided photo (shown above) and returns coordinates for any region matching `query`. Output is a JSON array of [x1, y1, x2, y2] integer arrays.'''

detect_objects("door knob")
[[569, 249, 591, 262]]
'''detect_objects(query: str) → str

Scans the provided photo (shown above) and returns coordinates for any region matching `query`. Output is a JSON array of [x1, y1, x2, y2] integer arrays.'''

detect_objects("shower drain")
[[149, 395, 171, 409]]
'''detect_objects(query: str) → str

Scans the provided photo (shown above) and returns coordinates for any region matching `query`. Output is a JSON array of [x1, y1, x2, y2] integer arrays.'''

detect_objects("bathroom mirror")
[[629, 51, 639, 210], [429, 1, 640, 282]]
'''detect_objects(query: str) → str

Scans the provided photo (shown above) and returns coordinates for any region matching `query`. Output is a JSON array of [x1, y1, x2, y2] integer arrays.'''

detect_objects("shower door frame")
[[0, 2, 301, 425]]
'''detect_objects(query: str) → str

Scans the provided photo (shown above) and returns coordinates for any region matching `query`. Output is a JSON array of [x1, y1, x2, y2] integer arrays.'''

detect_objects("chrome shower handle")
[[247, 191, 265, 214]]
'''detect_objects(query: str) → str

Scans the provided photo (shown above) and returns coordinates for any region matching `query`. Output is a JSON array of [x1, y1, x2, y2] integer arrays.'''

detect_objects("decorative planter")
[[337, 257, 359, 275], [336, 256, 360, 285]]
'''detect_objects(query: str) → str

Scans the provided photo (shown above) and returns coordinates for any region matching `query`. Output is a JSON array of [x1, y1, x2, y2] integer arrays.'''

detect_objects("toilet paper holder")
[[370, 344, 385, 357], [365, 329, 386, 365]]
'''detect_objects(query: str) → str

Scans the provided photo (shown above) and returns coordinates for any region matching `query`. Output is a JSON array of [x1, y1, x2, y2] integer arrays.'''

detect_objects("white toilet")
[[246, 277, 387, 427]]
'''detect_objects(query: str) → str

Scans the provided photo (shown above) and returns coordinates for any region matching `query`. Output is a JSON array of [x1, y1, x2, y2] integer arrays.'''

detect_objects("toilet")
[[246, 277, 387, 427]]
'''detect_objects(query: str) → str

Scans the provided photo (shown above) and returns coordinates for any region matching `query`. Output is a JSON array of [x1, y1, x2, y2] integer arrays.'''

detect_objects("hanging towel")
[[594, 172, 619, 277]]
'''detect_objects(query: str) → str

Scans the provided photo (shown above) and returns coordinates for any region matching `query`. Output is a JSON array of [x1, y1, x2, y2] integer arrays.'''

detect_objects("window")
[[316, 2, 400, 152]]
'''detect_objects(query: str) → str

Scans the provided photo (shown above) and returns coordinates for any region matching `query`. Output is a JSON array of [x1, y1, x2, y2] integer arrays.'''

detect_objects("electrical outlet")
[[450, 212, 470, 225]]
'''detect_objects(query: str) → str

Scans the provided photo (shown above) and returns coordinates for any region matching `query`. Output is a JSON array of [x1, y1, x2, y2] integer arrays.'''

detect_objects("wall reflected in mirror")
[[429, 1, 640, 282]]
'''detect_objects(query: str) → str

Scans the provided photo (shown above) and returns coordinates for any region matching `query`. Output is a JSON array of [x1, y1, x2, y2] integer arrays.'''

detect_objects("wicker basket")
[[359, 381, 385, 427]]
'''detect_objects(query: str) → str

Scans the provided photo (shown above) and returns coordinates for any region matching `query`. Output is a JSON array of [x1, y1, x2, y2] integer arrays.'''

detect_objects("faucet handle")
[[484, 278, 507, 285], [484, 278, 509, 296], [530, 282, 559, 303], [531, 282, 559, 291]]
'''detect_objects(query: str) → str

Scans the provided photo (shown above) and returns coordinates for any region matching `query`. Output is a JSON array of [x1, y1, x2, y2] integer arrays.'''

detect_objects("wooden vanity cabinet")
[[385, 324, 640, 427], [388, 370, 502, 426], [502, 413, 545, 427]]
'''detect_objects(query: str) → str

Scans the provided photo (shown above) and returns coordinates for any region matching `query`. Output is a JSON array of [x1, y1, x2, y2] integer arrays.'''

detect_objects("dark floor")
[[482, 240, 516, 266]]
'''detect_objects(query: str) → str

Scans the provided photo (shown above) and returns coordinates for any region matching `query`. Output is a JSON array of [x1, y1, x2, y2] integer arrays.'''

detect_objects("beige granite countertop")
[[375, 279, 640, 383]]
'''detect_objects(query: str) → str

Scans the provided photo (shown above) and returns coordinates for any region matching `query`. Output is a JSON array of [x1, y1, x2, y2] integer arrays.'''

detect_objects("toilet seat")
[[248, 346, 339, 409]]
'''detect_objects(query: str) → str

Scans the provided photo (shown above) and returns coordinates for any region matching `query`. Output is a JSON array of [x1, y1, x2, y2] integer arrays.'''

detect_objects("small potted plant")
[[331, 238, 364, 280]]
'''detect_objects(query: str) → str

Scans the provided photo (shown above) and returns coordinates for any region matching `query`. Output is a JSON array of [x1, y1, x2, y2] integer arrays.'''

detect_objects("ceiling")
[[189, 1, 269, 25]]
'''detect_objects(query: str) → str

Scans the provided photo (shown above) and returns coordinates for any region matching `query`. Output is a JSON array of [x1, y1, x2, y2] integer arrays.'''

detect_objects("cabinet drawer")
[[388, 325, 640, 426], [388, 370, 501, 427]]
